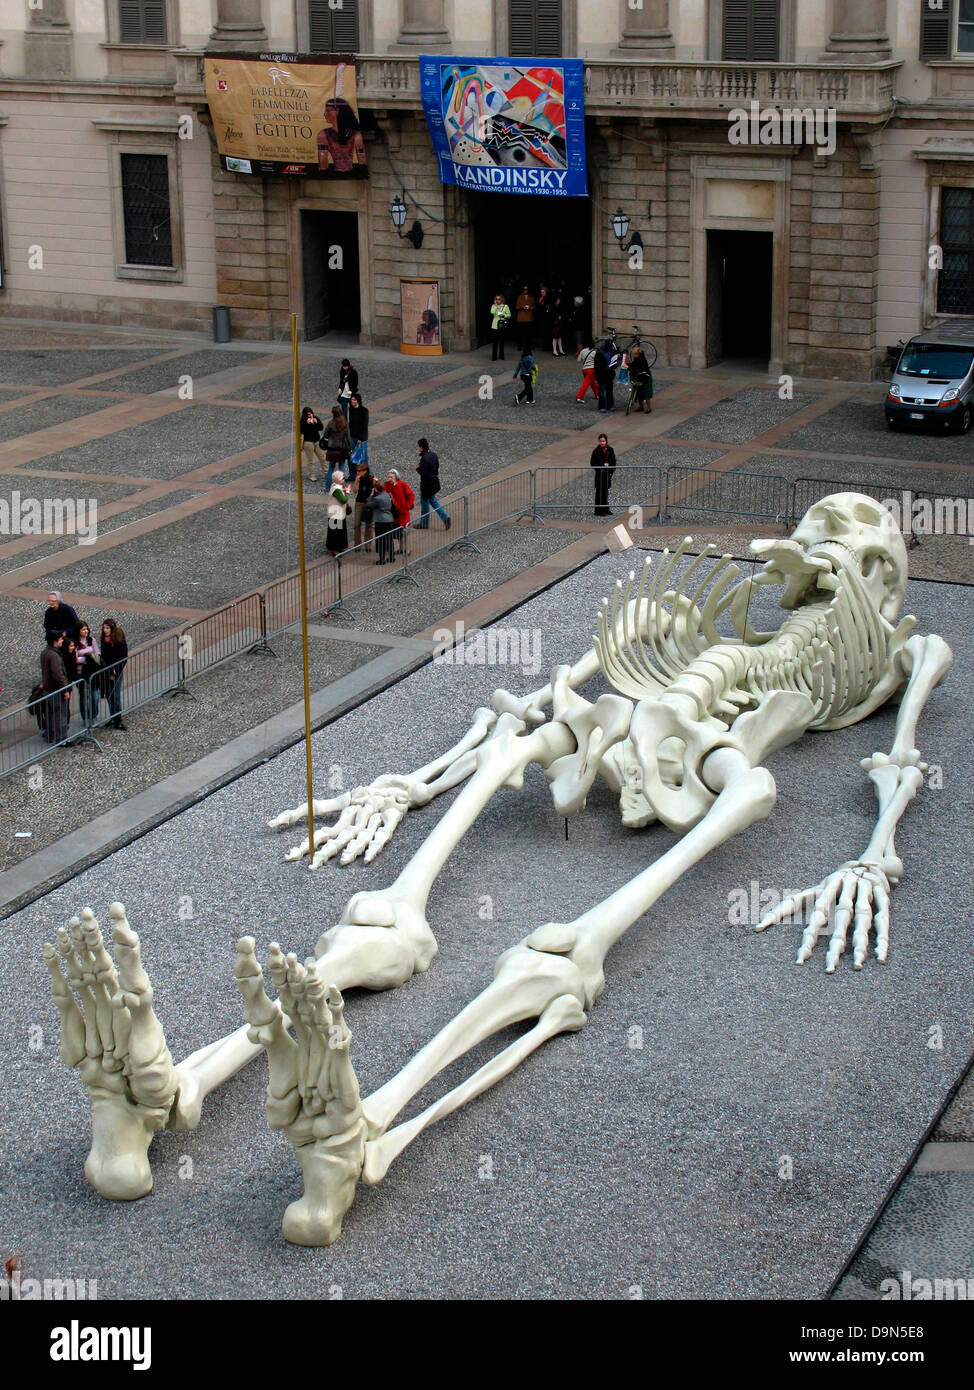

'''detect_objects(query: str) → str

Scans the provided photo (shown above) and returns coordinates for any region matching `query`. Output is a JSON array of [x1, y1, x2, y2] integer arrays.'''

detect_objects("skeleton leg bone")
[[241, 745, 777, 1242]]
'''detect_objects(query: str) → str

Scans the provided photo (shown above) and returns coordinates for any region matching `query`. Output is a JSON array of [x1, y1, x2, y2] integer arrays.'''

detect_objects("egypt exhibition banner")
[[419, 57, 587, 197], [204, 53, 368, 178]]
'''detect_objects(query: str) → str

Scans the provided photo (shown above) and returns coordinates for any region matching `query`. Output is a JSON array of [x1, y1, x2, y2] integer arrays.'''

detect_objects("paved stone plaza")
[[1, 322, 972, 1300]]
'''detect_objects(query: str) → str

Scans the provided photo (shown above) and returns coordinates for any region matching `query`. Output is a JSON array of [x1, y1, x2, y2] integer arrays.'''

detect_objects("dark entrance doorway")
[[300, 209, 361, 340], [705, 229, 773, 367], [470, 190, 591, 344]]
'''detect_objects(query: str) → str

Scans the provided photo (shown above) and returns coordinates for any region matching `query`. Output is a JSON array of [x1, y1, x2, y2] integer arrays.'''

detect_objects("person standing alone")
[[415, 437, 450, 529], [489, 294, 511, 361], [590, 433, 617, 516], [515, 285, 536, 353]]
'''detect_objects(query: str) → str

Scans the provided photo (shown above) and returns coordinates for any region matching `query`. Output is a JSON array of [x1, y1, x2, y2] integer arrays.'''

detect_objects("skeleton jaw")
[[749, 538, 836, 609]]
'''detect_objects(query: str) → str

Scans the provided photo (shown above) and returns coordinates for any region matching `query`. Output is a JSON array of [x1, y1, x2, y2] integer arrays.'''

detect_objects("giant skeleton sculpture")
[[45, 494, 953, 1246]]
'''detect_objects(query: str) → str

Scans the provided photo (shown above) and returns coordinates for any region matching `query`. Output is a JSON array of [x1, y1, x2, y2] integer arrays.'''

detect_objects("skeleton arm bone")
[[757, 633, 953, 971]]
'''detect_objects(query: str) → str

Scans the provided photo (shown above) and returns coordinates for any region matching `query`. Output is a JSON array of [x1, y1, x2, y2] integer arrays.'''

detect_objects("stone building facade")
[[0, 1, 971, 379]]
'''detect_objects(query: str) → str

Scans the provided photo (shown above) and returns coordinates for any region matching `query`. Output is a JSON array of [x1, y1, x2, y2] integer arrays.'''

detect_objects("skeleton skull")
[[752, 492, 908, 621]]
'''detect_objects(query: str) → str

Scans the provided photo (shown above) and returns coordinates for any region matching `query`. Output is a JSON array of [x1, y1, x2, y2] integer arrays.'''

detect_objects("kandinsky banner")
[[204, 53, 368, 178], [419, 57, 587, 197]]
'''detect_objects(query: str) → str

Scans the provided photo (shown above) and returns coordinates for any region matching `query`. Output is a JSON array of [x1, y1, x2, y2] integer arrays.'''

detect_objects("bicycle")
[[602, 326, 658, 415]]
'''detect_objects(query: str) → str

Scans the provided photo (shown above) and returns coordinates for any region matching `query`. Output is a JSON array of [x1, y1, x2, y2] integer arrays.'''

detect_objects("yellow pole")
[[292, 313, 316, 868]]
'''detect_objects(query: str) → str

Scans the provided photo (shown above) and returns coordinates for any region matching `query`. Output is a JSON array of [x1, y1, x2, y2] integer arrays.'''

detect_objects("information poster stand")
[[400, 278, 442, 355]]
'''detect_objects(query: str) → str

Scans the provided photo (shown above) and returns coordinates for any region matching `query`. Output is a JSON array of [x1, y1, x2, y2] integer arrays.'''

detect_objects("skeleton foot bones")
[[45, 494, 952, 1244]]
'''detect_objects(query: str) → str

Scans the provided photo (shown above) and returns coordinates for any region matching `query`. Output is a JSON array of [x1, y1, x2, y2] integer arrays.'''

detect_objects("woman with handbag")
[[489, 294, 511, 361], [322, 406, 351, 489], [75, 621, 101, 724], [326, 469, 351, 555]]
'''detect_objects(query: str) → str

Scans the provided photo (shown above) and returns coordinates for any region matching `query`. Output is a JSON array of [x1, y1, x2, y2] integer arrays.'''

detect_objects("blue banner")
[[419, 56, 587, 197]]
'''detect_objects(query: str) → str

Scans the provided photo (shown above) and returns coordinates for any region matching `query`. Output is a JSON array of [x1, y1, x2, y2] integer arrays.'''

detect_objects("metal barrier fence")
[[531, 465, 665, 522], [663, 466, 790, 525], [0, 679, 86, 778], [790, 476, 974, 547]]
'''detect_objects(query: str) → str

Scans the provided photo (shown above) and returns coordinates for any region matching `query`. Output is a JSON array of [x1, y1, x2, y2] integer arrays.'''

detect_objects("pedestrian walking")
[[100, 619, 128, 729], [347, 392, 369, 467], [352, 459, 374, 550], [415, 437, 450, 529], [591, 433, 617, 516], [366, 479, 396, 564], [338, 359, 358, 417], [40, 632, 70, 743], [489, 294, 511, 361], [515, 285, 536, 352], [513, 347, 535, 405], [387, 468, 415, 554], [594, 341, 617, 413], [326, 469, 351, 554], [575, 343, 599, 403], [626, 345, 654, 413], [43, 590, 79, 642], [322, 405, 351, 488], [299, 406, 327, 482], [75, 621, 101, 724]]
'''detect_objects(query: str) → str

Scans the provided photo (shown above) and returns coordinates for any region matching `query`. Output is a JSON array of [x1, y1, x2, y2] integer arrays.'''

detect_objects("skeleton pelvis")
[[632, 690, 816, 832], [630, 699, 729, 832]]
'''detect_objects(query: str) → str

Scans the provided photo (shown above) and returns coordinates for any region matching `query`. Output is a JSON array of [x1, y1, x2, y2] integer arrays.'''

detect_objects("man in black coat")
[[43, 591, 79, 641], [594, 343, 617, 414], [415, 437, 451, 529], [590, 433, 617, 516], [40, 632, 70, 743]]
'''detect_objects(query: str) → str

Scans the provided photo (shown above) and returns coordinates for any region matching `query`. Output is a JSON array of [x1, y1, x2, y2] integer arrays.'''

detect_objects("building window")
[[117, 0, 168, 44], [938, 186, 974, 314], [120, 152, 173, 269], [308, 0, 359, 51], [959, 0, 974, 53], [509, 0, 563, 57], [721, 0, 780, 61]]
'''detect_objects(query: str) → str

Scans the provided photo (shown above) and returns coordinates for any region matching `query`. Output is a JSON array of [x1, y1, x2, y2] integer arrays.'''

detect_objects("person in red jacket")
[[386, 468, 415, 555]]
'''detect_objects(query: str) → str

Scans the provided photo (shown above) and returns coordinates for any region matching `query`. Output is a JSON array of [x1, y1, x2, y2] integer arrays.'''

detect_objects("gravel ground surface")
[[0, 393, 130, 440], [105, 350, 268, 396], [779, 397, 974, 464], [744, 449, 974, 499], [1, 558, 969, 1298], [0, 348, 164, 387], [26, 404, 291, 480], [663, 386, 822, 444], [33, 494, 323, 610], [1, 489, 205, 591], [227, 357, 463, 406], [0, 520, 590, 868], [365, 421, 551, 493]]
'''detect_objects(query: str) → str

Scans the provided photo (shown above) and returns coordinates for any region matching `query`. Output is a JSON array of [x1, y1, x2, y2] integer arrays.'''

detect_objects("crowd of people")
[[487, 280, 654, 417], [19, 338, 647, 746], [34, 592, 128, 745], [297, 357, 455, 590]]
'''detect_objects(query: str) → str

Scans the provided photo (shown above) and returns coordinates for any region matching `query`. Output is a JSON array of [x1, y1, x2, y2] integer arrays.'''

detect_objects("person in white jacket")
[[575, 343, 598, 405]]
